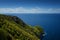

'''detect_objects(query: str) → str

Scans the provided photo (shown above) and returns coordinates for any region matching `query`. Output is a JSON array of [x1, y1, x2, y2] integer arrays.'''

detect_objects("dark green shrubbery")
[[0, 14, 44, 40]]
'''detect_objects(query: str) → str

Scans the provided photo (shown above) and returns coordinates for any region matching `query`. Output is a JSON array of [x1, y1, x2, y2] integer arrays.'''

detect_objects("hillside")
[[0, 14, 44, 40]]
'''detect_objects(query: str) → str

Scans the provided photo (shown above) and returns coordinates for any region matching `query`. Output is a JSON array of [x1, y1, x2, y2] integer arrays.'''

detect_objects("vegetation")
[[0, 14, 44, 40]]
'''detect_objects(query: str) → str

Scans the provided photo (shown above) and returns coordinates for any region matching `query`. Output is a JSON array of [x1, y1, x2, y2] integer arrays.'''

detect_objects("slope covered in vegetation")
[[0, 14, 44, 40]]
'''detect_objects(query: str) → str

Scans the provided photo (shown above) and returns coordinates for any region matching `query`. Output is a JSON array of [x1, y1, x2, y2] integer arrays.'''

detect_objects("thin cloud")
[[0, 7, 60, 13]]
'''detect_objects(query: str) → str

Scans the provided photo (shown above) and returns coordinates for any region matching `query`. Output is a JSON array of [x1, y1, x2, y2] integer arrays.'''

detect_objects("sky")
[[0, 0, 60, 13]]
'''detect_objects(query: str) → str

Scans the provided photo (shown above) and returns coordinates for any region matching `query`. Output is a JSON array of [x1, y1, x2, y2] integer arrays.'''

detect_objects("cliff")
[[0, 14, 44, 40]]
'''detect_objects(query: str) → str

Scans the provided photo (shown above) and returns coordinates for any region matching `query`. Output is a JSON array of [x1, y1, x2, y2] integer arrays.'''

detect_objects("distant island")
[[0, 14, 44, 40]]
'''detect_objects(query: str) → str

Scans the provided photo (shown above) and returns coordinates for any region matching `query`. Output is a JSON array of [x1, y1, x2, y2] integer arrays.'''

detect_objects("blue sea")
[[6, 13, 60, 40]]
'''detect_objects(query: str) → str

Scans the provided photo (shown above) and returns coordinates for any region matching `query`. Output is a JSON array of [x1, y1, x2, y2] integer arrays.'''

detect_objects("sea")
[[5, 13, 60, 40]]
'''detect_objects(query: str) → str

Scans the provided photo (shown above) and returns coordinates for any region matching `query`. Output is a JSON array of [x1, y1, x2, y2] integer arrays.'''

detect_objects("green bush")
[[0, 14, 44, 40]]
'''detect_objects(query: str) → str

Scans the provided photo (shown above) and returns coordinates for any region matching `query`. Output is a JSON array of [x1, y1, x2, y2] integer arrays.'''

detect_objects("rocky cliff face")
[[0, 14, 44, 40]]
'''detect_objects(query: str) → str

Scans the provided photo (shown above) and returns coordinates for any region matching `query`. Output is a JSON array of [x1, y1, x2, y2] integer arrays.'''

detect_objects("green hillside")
[[0, 14, 44, 40]]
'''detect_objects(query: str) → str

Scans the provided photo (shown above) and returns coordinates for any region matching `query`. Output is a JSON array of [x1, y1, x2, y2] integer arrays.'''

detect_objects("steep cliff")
[[0, 14, 44, 40]]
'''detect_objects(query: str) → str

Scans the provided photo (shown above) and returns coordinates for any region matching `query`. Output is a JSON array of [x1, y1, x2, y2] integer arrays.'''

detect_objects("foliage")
[[0, 14, 44, 40]]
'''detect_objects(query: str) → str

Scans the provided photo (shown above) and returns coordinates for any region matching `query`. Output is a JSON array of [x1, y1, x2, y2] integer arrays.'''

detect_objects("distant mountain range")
[[0, 14, 44, 40]]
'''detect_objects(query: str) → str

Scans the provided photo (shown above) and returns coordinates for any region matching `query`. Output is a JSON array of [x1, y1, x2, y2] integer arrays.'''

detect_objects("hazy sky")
[[0, 0, 60, 13]]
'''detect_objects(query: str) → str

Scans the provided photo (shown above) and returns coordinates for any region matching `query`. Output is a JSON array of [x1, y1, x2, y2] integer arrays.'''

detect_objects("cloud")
[[0, 7, 60, 13]]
